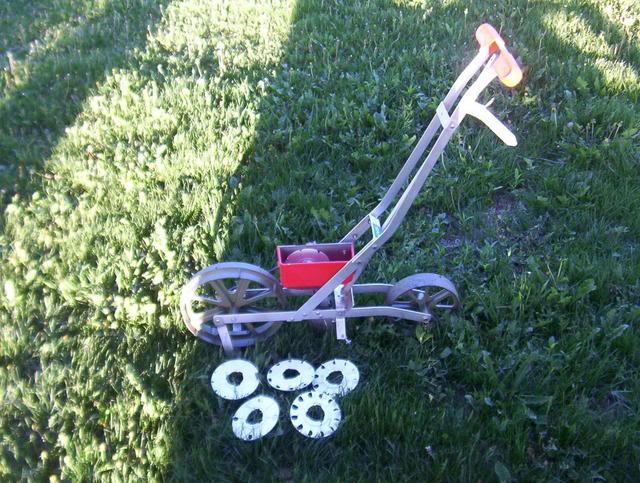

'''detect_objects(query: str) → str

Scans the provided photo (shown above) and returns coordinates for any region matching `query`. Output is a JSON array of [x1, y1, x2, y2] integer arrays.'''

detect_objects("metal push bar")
[[180, 24, 523, 354]]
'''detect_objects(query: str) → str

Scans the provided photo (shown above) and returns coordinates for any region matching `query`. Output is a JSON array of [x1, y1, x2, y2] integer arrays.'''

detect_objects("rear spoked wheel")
[[385, 273, 460, 322], [180, 262, 286, 349]]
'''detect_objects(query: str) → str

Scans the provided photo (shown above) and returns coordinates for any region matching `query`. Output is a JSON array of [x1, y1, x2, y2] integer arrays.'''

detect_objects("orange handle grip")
[[475, 23, 522, 87], [475, 23, 505, 53], [494, 49, 522, 87]]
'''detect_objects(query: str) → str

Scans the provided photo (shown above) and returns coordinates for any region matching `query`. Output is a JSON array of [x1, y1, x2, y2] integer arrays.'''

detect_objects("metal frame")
[[185, 38, 517, 352]]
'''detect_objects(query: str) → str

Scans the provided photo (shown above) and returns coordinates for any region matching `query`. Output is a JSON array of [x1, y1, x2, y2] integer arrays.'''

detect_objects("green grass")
[[1, 0, 639, 480]]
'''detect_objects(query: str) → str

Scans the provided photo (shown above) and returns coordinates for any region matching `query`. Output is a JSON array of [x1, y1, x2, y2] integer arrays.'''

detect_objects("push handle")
[[475, 24, 522, 87], [465, 101, 517, 146]]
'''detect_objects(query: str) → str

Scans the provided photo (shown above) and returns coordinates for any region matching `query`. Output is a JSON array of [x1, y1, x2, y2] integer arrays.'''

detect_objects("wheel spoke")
[[403, 289, 418, 302], [189, 308, 224, 326], [435, 304, 454, 310], [232, 279, 251, 305], [211, 280, 232, 306], [414, 291, 426, 311], [428, 289, 450, 306], [242, 289, 272, 307], [192, 294, 221, 305]]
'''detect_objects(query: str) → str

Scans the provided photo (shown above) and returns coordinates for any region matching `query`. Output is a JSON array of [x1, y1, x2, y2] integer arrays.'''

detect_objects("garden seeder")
[[180, 24, 523, 354]]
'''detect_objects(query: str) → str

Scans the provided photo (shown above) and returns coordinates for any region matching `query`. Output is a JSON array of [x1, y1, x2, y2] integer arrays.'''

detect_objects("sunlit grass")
[[543, 5, 639, 96]]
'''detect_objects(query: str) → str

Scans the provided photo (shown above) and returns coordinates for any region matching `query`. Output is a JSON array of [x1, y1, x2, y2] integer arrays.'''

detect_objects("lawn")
[[1, 0, 639, 480]]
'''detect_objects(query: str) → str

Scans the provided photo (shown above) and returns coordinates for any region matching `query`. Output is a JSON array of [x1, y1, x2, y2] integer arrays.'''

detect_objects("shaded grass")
[[1, 0, 639, 480]]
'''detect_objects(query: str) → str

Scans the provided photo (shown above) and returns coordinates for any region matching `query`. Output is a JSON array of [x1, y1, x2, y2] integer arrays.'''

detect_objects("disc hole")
[[283, 369, 300, 379], [306, 405, 325, 422], [247, 409, 263, 425], [327, 371, 344, 384], [227, 372, 244, 386]]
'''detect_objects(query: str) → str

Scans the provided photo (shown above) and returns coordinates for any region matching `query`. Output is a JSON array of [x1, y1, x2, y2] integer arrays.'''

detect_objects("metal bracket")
[[213, 319, 235, 355], [436, 102, 451, 128], [334, 285, 351, 344], [369, 214, 382, 238]]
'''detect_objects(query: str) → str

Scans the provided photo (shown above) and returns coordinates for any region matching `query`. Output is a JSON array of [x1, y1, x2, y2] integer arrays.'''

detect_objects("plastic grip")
[[475, 23, 505, 53], [475, 23, 523, 87], [494, 49, 522, 87]]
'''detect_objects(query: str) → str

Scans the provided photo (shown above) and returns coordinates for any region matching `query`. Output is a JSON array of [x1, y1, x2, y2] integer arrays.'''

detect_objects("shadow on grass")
[[164, 0, 640, 481], [0, 0, 170, 206]]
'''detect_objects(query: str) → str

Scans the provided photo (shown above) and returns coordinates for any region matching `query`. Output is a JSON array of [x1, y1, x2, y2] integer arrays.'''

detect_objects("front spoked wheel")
[[180, 262, 287, 349], [385, 273, 460, 322]]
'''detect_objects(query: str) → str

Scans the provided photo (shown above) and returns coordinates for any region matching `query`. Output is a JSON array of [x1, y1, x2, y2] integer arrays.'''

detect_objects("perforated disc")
[[210, 359, 260, 400], [312, 359, 360, 397], [267, 359, 315, 392], [232, 395, 280, 441], [289, 391, 342, 439]]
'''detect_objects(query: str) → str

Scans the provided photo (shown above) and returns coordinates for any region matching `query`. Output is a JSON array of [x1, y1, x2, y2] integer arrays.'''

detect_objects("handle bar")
[[476, 23, 522, 87]]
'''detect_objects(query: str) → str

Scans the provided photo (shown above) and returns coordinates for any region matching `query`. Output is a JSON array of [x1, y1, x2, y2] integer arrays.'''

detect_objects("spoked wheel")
[[180, 262, 287, 350], [385, 273, 460, 322]]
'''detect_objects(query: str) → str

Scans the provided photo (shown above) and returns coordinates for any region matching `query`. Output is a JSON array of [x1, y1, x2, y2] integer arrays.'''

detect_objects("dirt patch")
[[488, 192, 518, 219], [485, 192, 523, 240], [440, 235, 463, 249], [439, 193, 524, 250]]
